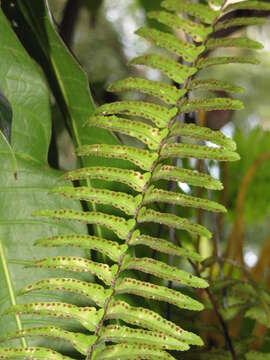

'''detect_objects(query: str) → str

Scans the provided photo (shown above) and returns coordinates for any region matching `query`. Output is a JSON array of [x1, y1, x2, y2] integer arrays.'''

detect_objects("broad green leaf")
[[0, 91, 12, 144], [35, 234, 127, 263], [77, 144, 158, 171], [0, 131, 17, 181], [15, 0, 136, 241], [148, 11, 212, 42], [4, 303, 103, 332], [0, 10, 50, 163], [34, 209, 135, 240], [93, 343, 176, 359], [107, 77, 186, 105], [122, 255, 208, 288], [152, 164, 223, 190], [95, 101, 177, 129], [161, 0, 220, 24], [188, 79, 244, 94], [0, 327, 96, 356], [17, 0, 120, 156], [0, 240, 26, 349], [144, 186, 227, 212], [161, 143, 240, 162], [64, 167, 151, 193], [206, 37, 263, 50], [138, 208, 212, 239], [130, 54, 197, 84], [215, 17, 266, 32], [0, 91, 15, 177], [130, 231, 202, 261], [0, 347, 73, 359], [18, 278, 111, 307], [99, 325, 189, 351], [180, 98, 244, 112], [198, 56, 260, 69], [136, 27, 204, 62], [87, 115, 168, 150], [0, 8, 88, 346], [115, 277, 204, 310], [50, 186, 142, 216], [106, 300, 203, 345]]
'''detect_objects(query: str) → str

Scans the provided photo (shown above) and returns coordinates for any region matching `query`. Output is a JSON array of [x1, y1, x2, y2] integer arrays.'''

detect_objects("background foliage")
[[0, 0, 270, 359]]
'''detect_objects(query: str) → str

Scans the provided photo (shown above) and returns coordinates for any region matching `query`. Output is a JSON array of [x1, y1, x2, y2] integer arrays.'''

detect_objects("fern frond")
[[86, 115, 168, 150], [107, 77, 187, 105], [50, 186, 142, 216], [115, 277, 204, 311], [64, 167, 151, 192], [161, 0, 220, 24], [4, 303, 102, 332], [180, 98, 244, 112], [205, 36, 263, 50], [130, 54, 197, 83], [188, 79, 244, 94], [197, 56, 260, 69], [136, 27, 205, 62], [214, 17, 266, 32], [0, 347, 74, 359], [160, 143, 240, 161], [148, 11, 212, 42], [77, 144, 158, 171], [137, 208, 212, 239], [34, 234, 127, 262], [106, 300, 203, 345], [98, 325, 189, 350], [122, 255, 208, 287], [92, 343, 177, 360], [31, 256, 117, 285], [143, 186, 227, 212], [152, 164, 224, 190], [2, 1, 268, 359], [169, 122, 237, 149], [129, 231, 202, 261], [34, 209, 135, 240], [18, 278, 111, 307], [224, 1, 270, 12], [0, 328, 96, 356], [95, 100, 178, 128]]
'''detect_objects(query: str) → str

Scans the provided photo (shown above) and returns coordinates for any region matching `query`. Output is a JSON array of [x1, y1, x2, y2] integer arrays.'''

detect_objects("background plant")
[[0, 1, 270, 359]]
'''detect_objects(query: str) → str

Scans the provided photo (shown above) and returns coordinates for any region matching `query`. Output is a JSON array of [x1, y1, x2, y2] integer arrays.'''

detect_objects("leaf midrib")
[[0, 240, 27, 348]]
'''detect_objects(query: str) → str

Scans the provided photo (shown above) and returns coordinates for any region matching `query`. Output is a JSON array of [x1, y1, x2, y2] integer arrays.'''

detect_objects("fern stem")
[[86, 127, 172, 359], [0, 240, 27, 348], [86, 4, 237, 358]]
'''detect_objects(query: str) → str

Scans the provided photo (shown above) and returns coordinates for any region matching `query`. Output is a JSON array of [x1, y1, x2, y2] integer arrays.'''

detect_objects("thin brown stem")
[[190, 259, 237, 360]]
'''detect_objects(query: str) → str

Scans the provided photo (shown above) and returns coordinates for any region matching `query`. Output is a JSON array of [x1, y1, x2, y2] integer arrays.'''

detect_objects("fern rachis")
[[1, 1, 270, 359]]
